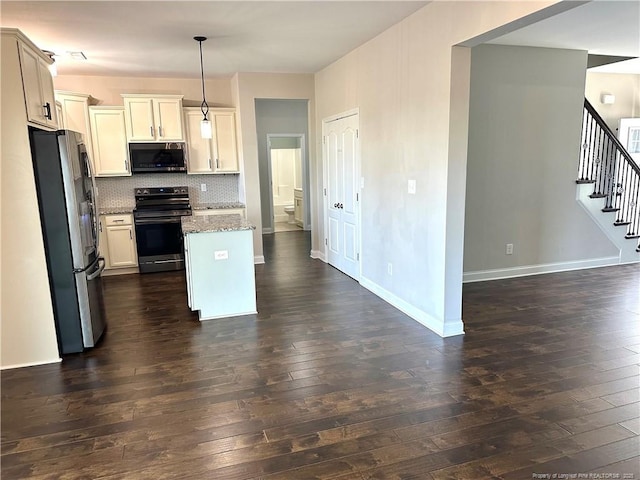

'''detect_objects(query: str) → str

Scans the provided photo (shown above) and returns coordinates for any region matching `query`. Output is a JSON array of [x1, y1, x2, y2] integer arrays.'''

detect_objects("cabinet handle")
[[216, 158, 220, 169], [125, 160, 129, 171], [159, 126, 163, 137], [150, 126, 154, 137], [129, 230, 132, 240], [43, 102, 52, 120], [113, 219, 124, 223], [99, 221, 103, 233], [208, 159, 211, 169]]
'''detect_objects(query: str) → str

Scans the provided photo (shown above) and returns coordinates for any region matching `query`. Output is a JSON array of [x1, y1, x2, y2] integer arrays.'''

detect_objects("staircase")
[[576, 99, 640, 263]]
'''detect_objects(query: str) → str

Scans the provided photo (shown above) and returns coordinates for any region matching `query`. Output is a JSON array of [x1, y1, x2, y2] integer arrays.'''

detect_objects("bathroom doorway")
[[267, 134, 306, 233]]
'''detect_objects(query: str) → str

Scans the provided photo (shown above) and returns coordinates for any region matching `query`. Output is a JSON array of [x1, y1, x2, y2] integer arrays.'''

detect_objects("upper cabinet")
[[55, 91, 94, 161], [13, 32, 58, 130], [89, 106, 130, 177], [184, 107, 239, 174], [122, 94, 184, 142]]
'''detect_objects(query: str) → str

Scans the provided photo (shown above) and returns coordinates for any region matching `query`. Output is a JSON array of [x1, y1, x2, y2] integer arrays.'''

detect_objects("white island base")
[[184, 225, 256, 321]]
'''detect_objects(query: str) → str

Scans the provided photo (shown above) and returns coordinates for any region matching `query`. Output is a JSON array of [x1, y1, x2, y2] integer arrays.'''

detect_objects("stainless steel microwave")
[[130, 143, 186, 173]]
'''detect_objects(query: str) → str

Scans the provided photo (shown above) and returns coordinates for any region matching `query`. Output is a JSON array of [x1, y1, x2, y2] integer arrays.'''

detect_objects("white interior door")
[[618, 118, 640, 163], [324, 113, 360, 280]]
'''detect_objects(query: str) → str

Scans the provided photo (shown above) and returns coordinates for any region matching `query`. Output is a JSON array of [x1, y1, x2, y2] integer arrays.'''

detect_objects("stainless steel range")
[[133, 186, 192, 273]]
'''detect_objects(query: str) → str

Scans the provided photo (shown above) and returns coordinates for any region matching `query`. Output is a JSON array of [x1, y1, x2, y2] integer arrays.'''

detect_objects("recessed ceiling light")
[[67, 51, 87, 60]]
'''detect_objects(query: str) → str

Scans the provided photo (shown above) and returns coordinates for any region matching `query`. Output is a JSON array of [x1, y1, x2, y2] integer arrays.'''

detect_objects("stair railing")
[[578, 99, 640, 249]]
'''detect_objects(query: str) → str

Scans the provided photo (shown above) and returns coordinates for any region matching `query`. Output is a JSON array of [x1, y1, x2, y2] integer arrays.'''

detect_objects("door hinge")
[[356, 193, 359, 201], [325, 238, 328, 246], [357, 253, 360, 261], [324, 188, 327, 196], [356, 129, 359, 139], [323, 136, 326, 144]]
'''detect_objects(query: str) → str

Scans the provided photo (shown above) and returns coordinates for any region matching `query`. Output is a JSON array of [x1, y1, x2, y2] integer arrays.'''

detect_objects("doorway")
[[323, 111, 361, 280], [267, 135, 306, 233]]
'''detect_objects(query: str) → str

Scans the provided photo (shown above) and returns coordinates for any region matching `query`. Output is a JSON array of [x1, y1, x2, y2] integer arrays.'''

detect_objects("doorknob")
[[333, 203, 338, 208], [339, 203, 344, 209]]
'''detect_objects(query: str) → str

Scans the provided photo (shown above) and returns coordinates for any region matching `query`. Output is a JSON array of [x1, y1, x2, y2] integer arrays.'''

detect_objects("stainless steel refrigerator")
[[29, 128, 106, 354]]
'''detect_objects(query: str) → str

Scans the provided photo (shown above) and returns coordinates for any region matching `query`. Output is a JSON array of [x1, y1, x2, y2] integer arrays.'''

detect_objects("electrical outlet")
[[200, 183, 207, 192], [506, 243, 514, 255], [387, 263, 393, 275]]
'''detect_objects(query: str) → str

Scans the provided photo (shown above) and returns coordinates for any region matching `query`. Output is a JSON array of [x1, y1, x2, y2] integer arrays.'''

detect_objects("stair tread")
[[614, 221, 631, 226], [576, 179, 596, 184], [601, 207, 619, 212], [625, 234, 640, 239], [589, 193, 607, 198]]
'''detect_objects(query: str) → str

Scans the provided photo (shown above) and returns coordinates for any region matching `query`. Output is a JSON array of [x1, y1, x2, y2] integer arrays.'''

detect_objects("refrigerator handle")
[[86, 258, 106, 281], [84, 148, 101, 256]]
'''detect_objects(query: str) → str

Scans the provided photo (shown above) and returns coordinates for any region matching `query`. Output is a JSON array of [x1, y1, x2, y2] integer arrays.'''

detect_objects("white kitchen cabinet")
[[100, 214, 138, 269], [184, 107, 239, 174], [294, 189, 304, 227], [89, 107, 131, 177], [55, 91, 94, 166], [184, 108, 214, 173], [212, 110, 239, 173], [122, 94, 184, 142], [16, 35, 58, 130]]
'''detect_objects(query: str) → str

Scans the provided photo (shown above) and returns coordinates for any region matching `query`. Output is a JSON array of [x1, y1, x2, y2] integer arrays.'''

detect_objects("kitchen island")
[[181, 214, 256, 321]]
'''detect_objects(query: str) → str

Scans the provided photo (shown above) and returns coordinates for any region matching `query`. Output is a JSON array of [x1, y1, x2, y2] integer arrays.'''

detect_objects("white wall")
[[464, 45, 618, 279], [585, 72, 640, 133], [1, 33, 61, 368], [231, 73, 315, 261], [53, 74, 233, 107], [314, 1, 568, 337]]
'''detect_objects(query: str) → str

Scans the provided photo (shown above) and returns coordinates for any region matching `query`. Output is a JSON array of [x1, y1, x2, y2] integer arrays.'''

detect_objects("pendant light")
[[194, 36, 212, 139]]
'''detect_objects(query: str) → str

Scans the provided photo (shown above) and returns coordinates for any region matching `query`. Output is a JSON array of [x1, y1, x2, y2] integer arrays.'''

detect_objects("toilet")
[[283, 205, 295, 224]]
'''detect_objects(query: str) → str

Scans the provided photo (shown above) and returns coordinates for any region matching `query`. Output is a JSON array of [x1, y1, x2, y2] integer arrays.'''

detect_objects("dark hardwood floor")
[[2, 231, 639, 479]]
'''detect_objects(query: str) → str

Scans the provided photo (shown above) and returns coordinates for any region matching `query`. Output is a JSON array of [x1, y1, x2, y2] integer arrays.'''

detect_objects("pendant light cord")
[[196, 37, 209, 120]]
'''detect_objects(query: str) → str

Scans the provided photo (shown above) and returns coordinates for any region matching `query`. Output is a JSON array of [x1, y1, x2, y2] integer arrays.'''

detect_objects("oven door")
[[134, 216, 185, 273]]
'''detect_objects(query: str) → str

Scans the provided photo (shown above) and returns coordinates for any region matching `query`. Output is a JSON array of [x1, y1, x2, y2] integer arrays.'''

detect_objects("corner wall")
[[314, 1, 566, 336], [463, 45, 618, 280], [231, 73, 315, 261]]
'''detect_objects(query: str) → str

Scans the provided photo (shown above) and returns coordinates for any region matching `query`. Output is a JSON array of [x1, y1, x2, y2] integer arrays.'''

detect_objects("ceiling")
[[488, 0, 640, 74], [1, 1, 638, 78], [0, 1, 428, 77]]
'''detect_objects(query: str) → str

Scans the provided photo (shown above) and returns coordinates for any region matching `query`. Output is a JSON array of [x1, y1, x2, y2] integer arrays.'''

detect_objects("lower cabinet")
[[99, 214, 138, 271], [184, 229, 256, 320], [294, 189, 304, 227]]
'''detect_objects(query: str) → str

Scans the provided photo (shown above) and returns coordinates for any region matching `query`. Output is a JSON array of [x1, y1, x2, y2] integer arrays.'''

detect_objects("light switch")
[[408, 179, 416, 195]]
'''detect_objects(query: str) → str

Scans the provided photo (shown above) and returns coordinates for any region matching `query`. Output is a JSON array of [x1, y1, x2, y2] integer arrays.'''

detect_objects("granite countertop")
[[181, 214, 255, 234], [192, 202, 245, 211], [99, 206, 134, 215]]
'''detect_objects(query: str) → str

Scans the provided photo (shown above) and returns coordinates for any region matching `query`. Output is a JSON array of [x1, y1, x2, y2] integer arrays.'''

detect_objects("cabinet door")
[[212, 112, 239, 172], [89, 107, 131, 176], [38, 59, 57, 128], [185, 109, 213, 173], [123, 97, 155, 141], [106, 225, 138, 267], [98, 217, 110, 268], [56, 93, 92, 160], [154, 98, 184, 141], [18, 42, 53, 128]]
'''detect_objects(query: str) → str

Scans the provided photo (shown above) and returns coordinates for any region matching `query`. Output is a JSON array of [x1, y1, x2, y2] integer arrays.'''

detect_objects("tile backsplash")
[[96, 173, 240, 209]]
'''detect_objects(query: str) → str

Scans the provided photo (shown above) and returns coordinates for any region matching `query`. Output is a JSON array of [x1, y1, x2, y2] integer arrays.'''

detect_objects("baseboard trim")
[[262, 227, 274, 234], [254, 255, 265, 265], [359, 276, 464, 338], [310, 250, 326, 262], [1, 357, 62, 370], [463, 256, 621, 283], [101, 267, 139, 276]]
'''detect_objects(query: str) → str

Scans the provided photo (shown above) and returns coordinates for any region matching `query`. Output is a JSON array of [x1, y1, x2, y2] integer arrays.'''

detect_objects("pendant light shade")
[[194, 36, 212, 139]]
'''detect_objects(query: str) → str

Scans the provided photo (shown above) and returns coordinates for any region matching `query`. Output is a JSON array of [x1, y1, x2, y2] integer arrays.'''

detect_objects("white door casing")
[[323, 111, 360, 280]]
